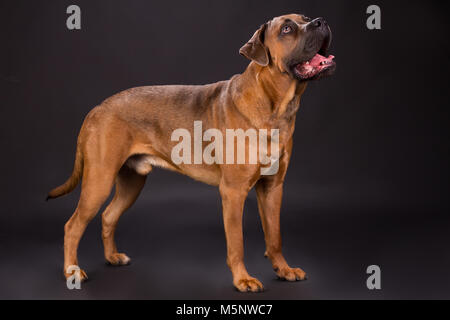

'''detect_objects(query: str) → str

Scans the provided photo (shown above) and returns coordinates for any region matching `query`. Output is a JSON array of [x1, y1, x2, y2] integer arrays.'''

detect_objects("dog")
[[47, 13, 336, 292]]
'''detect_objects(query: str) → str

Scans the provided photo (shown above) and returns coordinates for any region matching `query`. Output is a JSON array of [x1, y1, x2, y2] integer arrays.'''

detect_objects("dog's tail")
[[46, 142, 84, 201]]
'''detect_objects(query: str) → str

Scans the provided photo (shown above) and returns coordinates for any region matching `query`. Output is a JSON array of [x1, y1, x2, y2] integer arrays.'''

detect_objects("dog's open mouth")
[[294, 53, 335, 80]]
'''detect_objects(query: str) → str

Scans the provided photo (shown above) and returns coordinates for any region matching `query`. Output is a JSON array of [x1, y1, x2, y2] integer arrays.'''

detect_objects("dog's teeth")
[[305, 61, 309, 65]]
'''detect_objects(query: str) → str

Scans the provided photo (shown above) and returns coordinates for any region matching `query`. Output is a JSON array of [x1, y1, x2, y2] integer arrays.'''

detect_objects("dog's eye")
[[281, 25, 292, 34], [303, 16, 311, 22]]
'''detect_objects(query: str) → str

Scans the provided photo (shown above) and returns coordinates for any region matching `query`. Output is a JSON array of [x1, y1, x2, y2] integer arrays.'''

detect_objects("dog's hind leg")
[[62, 110, 134, 281], [63, 164, 116, 281], [101, 165, 147, 265]]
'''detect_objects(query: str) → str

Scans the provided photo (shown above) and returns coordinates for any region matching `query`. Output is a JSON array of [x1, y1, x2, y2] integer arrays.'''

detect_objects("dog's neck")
[[232, 61, 307, 128]]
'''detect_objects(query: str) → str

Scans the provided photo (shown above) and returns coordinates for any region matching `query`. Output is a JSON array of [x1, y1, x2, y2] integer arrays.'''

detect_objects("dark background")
[[0, 0, 449, 299]]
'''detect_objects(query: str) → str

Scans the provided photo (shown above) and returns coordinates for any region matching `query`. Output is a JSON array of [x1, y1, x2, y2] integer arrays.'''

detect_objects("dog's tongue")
[[309, 54, 334, 67], [296, 54, 335, 78]]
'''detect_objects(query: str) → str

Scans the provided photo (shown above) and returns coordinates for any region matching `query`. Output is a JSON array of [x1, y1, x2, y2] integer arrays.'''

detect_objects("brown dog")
[[48, 13, 335, 292]]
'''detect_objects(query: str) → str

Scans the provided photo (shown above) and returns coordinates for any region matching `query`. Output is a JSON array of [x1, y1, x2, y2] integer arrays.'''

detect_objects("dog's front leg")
[[255, 180, 307, 282], [219, 184, 264, 293]]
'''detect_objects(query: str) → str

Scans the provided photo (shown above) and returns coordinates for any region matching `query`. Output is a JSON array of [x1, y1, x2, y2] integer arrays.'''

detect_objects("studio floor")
[[1, 175, 448, 300]]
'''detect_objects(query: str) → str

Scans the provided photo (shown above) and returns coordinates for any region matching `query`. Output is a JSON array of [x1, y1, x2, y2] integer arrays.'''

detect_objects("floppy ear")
[[239, 23, 269, 67]]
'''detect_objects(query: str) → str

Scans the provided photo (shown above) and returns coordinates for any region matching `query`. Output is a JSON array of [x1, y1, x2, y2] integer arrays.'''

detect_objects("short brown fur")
[[49, 14, 332, 292]]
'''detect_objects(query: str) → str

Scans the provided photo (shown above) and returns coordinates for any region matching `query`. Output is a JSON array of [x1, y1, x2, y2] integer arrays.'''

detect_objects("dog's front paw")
[[106, 253, 131, 266], [275, 266, 307, 281], [234, 277, 264, 293]]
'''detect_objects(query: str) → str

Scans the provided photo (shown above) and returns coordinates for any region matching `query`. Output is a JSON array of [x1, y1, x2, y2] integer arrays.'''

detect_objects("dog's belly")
[[125, 154, 221, 186], [178, 164, 221, 186]]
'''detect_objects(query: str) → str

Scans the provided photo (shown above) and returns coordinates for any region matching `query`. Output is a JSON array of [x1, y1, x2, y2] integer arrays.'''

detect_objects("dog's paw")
[[275, 267, 307, 281], [234, 277, 264, 293], [106, 253, 131, 266], [64, 266, 88, 282]]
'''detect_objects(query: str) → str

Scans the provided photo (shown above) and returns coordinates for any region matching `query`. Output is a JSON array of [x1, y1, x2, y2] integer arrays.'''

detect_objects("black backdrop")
[[0, 0, 449, 299]]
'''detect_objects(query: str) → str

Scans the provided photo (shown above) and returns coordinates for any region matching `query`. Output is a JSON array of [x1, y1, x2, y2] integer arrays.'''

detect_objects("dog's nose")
[[311, 17, 327, 28]]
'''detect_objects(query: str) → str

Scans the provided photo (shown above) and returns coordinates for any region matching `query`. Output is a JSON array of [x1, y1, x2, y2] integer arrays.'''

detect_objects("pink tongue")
[[309, 54, 335, 67], [297, 54, 335, 77]]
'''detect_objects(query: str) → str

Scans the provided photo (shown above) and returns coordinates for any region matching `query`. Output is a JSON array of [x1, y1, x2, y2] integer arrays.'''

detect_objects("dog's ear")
[[239, 23, 269, 67]]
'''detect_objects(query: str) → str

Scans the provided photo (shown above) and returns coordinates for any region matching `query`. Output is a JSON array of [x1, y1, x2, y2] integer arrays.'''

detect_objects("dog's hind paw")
[[64, 266, 88, 282]]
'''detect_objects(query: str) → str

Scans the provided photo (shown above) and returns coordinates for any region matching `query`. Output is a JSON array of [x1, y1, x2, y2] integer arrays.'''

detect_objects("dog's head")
[[240, 14, 336, 81]]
